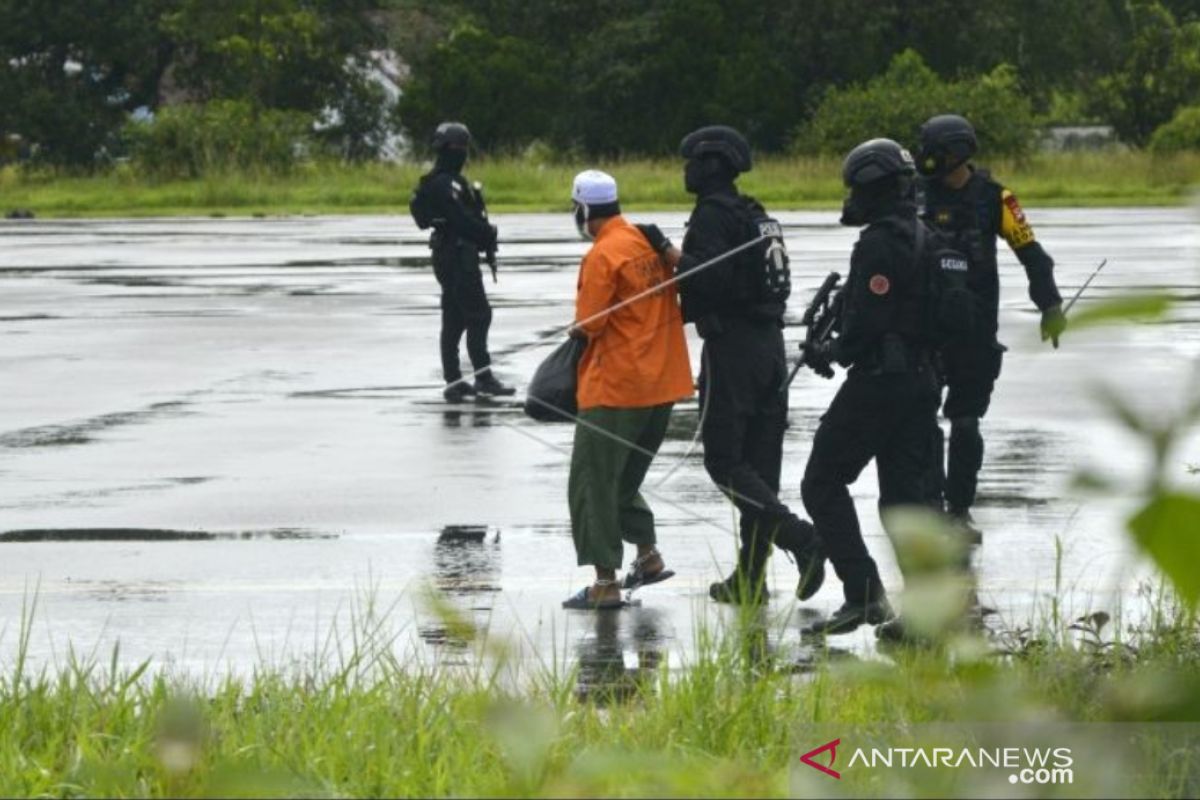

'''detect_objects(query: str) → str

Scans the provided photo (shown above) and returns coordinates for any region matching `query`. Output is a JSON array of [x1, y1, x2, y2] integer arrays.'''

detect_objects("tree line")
[[2, 0, 1200, 171]]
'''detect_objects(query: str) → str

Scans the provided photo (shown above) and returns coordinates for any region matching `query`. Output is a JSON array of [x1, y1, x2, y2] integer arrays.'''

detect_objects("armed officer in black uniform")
[[800, 138, 949, 635], [915, 115, 1065, 538], [410, 121, 514, 402], [666, 125, 823, 605]]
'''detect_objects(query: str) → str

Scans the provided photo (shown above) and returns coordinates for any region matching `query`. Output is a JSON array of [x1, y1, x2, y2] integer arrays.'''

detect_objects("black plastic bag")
[[524, 338, 585, 423]]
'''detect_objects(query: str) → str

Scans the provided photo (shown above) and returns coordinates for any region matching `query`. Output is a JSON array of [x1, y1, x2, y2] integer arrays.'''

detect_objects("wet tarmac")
[[1, 209, 1198, 684]]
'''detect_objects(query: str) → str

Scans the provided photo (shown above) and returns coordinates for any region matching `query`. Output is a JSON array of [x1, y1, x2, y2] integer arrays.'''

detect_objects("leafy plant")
[[1150, 105, 1200, 153], [124, 100, 312, 177], [792, 50, 1037, 157]]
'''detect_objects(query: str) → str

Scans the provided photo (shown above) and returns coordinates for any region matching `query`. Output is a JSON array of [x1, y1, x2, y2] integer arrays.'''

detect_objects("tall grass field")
[[2, 151, 1199, 218], [2, 584, 1199, 799]]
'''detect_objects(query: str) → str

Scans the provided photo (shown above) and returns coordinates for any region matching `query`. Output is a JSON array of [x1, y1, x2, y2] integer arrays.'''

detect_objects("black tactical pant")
[[801, 366, 940, 603], [698, 318, 811, 562], [935, 341, 1004, 514], [433, 237, 493, 383]]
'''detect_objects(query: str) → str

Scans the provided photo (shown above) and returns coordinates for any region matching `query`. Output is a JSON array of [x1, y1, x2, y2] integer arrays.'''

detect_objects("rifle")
[[782, 271, 844, 391], [473, 180, 498, 283]]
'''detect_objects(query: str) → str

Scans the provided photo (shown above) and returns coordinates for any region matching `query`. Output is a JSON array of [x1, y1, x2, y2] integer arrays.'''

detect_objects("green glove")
[[1041, 304, 1066, 349]]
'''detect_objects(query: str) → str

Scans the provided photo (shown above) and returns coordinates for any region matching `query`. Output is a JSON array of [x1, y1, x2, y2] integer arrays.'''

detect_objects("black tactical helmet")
[[432, 121, 471, 151], [841, 138, 916, 187], [679, 125, 753, 173], [916, 114, 978, 177]]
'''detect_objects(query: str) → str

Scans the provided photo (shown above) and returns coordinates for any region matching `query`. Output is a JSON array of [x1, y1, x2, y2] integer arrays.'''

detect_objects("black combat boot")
[[443, 380, 477, 403], [804, 582, 894, 636], [772, 518, 826, 601], [709, 539, 771, 604], [948, 507, 983, 545], [474, 369, 516, 397]]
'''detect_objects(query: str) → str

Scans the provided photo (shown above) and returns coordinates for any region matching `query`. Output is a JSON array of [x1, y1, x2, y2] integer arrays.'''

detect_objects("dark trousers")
[[801, 368, 940, 603], [938, 342, 1003, 513], [433, 239, 493, 383], [698, 319, 810, 559]]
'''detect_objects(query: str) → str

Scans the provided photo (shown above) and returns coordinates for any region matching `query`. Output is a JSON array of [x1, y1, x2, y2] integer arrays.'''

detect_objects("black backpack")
[[917, 222, 976, 343], [410, 174, 436, 230], [703, 193, 792, 309]]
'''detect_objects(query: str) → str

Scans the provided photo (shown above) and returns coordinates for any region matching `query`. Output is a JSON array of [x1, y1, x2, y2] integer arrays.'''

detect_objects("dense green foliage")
[[124, 101, 311, 176], [1086, 0, 1200, 146], [4, 0, 1200, 170], [1151, 106, 1200, 152], [0, 0, 383, 169], [794, 51, 1036, 156], [397, 0, 1200, 157]]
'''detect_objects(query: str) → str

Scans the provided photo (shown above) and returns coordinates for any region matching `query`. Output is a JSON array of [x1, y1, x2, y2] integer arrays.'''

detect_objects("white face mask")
[[573, 202, 593, 241]]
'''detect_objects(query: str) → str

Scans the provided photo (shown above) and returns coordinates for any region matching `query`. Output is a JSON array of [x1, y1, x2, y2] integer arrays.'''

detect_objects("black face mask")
[[840, 177, 912, 227], [684, 156, 735, 195], [840, 191, 868, 227], [684, 158, 706, 194], [436, 148, 467, 174]]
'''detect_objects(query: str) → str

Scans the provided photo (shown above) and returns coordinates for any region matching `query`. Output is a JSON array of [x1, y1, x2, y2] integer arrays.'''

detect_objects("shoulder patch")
[[868, 274, 891, 296], [1003, 192, 1026, 224]]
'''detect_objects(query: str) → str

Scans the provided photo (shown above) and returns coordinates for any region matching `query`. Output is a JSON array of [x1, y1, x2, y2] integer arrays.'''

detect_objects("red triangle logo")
[[800, 738, 842, 779]]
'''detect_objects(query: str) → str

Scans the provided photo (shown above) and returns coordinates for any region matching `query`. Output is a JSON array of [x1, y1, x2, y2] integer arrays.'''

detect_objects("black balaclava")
[[435, 146, 467, 174], [840, 176, 913, 227], [684, 154, 737, 196]]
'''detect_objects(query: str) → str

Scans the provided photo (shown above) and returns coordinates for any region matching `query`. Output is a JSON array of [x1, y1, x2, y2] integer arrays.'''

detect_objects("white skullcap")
[[571, 170, 619, 206]]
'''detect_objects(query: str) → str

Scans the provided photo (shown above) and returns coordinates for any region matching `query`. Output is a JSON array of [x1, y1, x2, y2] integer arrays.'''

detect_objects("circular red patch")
[[869, 274, 890, 295]]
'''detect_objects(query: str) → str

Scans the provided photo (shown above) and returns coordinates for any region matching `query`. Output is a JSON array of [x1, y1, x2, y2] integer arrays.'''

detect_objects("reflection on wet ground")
[[0, 527, 333, 542], [574, 608, 665, 704], [0, 209, 1197, 677], [418, 525, 502, 653]]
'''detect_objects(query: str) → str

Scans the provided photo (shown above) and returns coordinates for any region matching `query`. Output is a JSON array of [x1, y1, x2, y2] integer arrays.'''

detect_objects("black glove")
[[636, 223, 673, 255], [802, 341, 836, 379], [1040, 304, 1066, 349]]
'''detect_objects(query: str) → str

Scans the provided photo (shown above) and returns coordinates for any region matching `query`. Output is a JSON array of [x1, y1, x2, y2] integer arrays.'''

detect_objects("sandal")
[[562, 579, 628, 610], [622, 549, 676, 590]]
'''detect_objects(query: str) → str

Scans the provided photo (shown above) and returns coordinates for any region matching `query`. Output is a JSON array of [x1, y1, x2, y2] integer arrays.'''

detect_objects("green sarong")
[[568, 403, 674, 569]]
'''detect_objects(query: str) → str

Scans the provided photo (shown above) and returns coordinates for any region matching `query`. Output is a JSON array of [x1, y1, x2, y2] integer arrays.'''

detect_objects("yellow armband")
[[1000, 189, 1036, 249]]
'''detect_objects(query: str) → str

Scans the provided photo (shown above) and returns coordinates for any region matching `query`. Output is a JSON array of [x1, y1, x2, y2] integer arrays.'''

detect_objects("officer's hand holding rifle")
[[782, 271, 844, 391]]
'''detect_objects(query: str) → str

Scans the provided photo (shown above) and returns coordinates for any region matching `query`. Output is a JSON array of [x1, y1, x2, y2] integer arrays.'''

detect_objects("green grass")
[[2, 151, 1199, 218], [2, 586, 1199, 799]]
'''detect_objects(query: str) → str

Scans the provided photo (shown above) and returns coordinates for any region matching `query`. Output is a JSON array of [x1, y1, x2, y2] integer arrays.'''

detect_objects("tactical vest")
[[696, 192, 790, 320], [872, 213, 974, 352], [917, 170, 1003, 336]]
